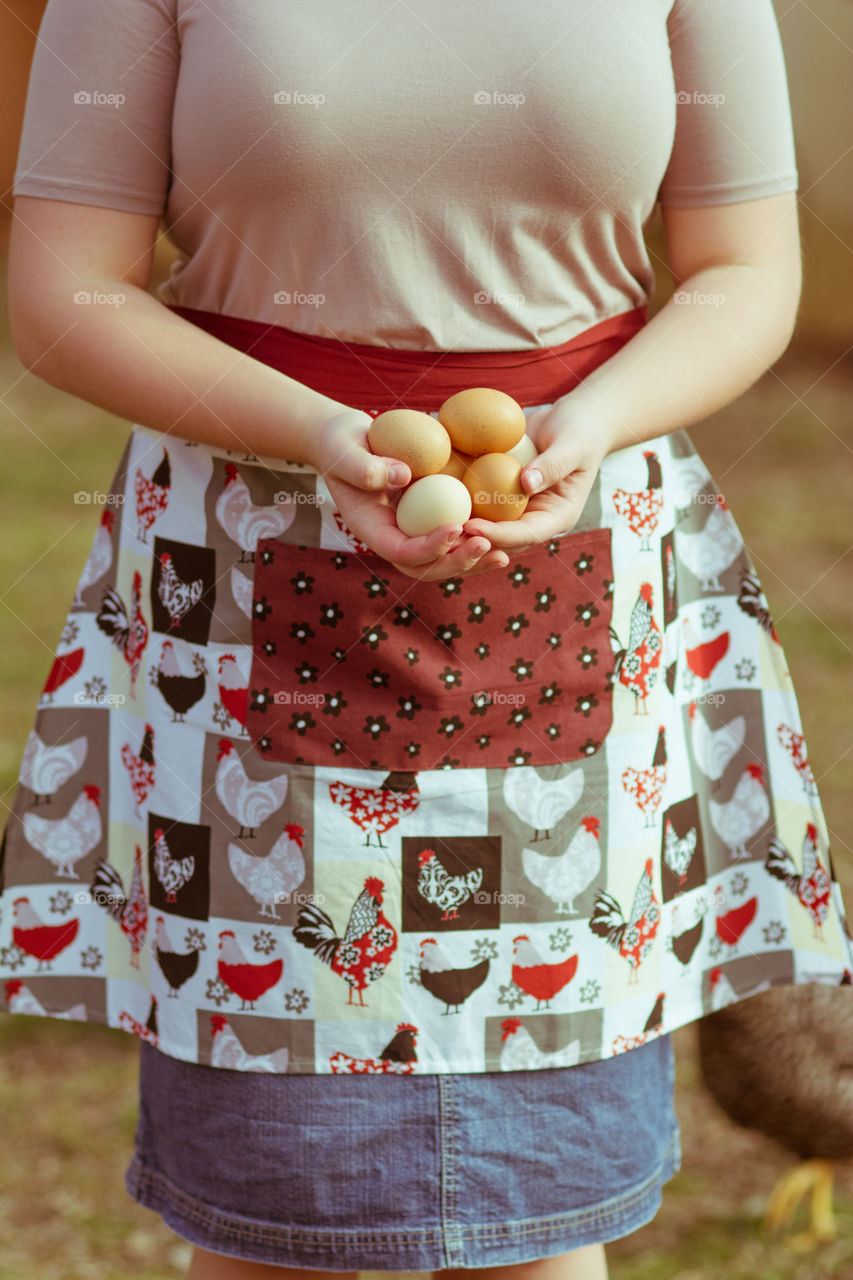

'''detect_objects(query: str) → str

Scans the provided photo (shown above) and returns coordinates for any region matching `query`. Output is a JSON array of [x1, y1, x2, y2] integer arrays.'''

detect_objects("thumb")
[[520, 440, 578, 495]]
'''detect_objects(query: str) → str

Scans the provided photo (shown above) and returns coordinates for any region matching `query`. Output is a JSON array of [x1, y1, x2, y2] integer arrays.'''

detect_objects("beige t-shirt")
[[14, 0, 798, 350]]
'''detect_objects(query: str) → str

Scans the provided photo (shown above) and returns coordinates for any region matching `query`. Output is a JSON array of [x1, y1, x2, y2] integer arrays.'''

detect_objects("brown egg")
[[440, 447, 476, 480], [438, 388, 526, 456], [463, 452, 530, 521], [367, 409, 451, 478]]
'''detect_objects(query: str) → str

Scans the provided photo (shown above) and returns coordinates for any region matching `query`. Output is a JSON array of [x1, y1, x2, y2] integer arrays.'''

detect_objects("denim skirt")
[[125, 1034, 681, 1271]]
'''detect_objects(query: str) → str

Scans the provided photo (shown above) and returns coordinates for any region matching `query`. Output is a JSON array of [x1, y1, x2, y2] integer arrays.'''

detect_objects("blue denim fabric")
[[125, 1035, 681, 1270]]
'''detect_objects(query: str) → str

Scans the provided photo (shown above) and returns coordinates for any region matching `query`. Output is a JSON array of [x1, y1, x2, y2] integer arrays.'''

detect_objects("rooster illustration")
[[216, 738, 289, 838], [612, 450, 664, 551], [119, 994, 159, 1045], [121, 723, 156, 810], [683, 617, 729, 685], [521, 815, 601, 914], [511, 935, 578, 1011], [709, 762, 770, 860], [675, 493, 743, 591], [499, 1017, 581, 1071], [589, 857, 660, 983], [154, 916, 200, 996], [211, 1014, 290, 1072], [19, 729, 87, 805], [328, 772, 420, 847], [765, 824, 832, 941], [621, 725, 667, 827], [4, 979, 86, 1021], [22, 783, 102, 878], [11, 898, 79, 971], [91, 844, 149, 968], [417, 848, 483, 921], [737, 567, 781, 645], [688, 700, 745, 788], [293, 876, 397, 1006], [714, 889, 758, 955], [611, 993, 666, 1054], [73, 509, 114, 606], [135, 448, 171, 542], [609, 583, 662, 713], [217, 930, 283, 1010], [329, 1022, 419, 1074], [662, 818, 697, 886], [418, 937, 490, 1014], [668, 901, 704, 968], [502, 764, 583, 842], [215, 462, 295, 561], [218, 654, 249, 734], [158, 551, 203, 628], [41, 647, 84, 703], [155, 639, 206, 722], [96, 571, 149, 696], [776, 723, 818, 796], [152, 827, 195, 902], [228, 823, 306, 919]]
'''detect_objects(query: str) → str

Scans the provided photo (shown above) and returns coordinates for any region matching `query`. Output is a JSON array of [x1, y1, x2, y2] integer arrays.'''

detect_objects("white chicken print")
[[4, 980, 87, 1022], [503, 765, 583, 841], [72, 508, 114, 606], [709, 762, 770, 860], [499, 1017, 581, 1071], [23, 783, 102, 878], [19, 729, 87, 805], [708, 966, 771, 1012], [675, 494, 743, 591], [210, 1014, 290, 1073], [417, 848, 483, 920], [215, 738, 289, 838], [688, 700, 745, 788], [228, 823, 306, 919], [215, 462, 295, 562], [158, 551, 203, 627], [662, 818, 697, 885], [522, 815, 601, 915], [152, 827, 195, 902]]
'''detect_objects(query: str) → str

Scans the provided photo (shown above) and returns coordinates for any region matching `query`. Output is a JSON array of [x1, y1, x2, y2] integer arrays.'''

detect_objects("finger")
[[463, 506, 570, 548], [520, 440, 581, 495]]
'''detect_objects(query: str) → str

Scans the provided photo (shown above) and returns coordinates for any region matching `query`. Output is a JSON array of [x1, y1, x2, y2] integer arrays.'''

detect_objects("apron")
[[1, 306, 850, 1075]]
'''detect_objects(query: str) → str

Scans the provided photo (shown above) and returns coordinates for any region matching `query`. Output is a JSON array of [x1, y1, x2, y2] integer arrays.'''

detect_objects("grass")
[[1, 239, 853, 1278]]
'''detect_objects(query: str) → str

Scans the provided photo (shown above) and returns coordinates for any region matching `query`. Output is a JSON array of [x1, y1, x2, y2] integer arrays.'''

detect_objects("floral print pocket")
[[246, 529, 616, 771]]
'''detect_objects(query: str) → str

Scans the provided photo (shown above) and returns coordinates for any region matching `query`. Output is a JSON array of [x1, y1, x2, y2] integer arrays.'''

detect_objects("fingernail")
[[388, 464, 409, 485], [525, 468, 543, 493]]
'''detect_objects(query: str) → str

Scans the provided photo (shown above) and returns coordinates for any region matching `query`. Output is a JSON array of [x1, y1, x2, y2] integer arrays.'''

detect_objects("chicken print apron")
[[2, 306, 851, 1075]]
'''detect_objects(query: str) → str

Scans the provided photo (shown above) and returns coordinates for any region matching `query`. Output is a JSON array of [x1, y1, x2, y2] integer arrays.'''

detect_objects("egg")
[[395, 474, 473, 537], [438, 388, 526, 456], [440, 447, 476, 480], [463, 452, 529, 521], [506, 432, 538, 467], [368, 409, 451, 478]]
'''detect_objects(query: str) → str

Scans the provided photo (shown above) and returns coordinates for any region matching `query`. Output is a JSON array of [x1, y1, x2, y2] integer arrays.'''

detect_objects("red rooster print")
[[293, 876, 397, 1006], [217, 930, 283, 1010], [589, 857, 660, 983], [612, 451, 664, 551], [135, 448, 171, 542], [96, 571, 149, 696], [776, 723, 818, 797], [329, 1022, 419, 1074], [328, 772, 420, 847], [683, 616, 729, 685], [511, 935, 578, 1011], [90, 844, 149, 968], [218, 654, 248, 734], [12, 898, 79, 971], [765, 823, 832, 941], [121, 723, 155, 810], [621, 724, 667, 828], [609, 582, 662, 713], [714, 888, 757, 955], [41, 647, 84, 703]]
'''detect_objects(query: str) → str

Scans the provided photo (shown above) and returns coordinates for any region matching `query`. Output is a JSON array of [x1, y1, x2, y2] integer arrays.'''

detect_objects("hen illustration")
[[708, 965, 771, 1011], [611, 992, 667, 1054], [612, 450, 664, 551], [714, 888, 758, 955], [121, 723, 156, 810], [41, 647, 84, 703], [135, 448, 171, 542], [328, 771, 420, 847], [417, 848, 483, 921], [217, 929, 283, 1010], [502, 764, 583, 842], [216, 738, 289, 838], [22, 783, 102, 878], [217, 653, 249, 734], [737, 568, 781, 645], [776, 723, 818, 796], [155, 639, 206, 722], [621, 725, 667, 827], [73, 509, 114, 606], [11, 898, 79, 971], [91, 843, 149, 968], [96, 570, 149, 696], [609, 582, 662, 713], [668, 901, 704, 968], [329, 1022, 419, 1074], [152, 827, 195, 902], [4, 979, 86, 1021], [158, 551, 203, 628], [521, 815, 601, 914], [215, 462, 295, 561], [683, 617, 729, 684], [154, 915, 201, 996], [20, 729, 87, 805], [210, 1014, 290, 1072], [688, 700, 745, 788], [418, 937, 490, 1014], [500, 1017, 581, 1071], [662, 818, 697, 886], [589, 857, 660, 983], [511, 935, 578, 1011], [228, 823, 306, 919], [709, 762, 770, 860], [675, 493, 743, 591], [293, 876, 397, 1006], [119, 994, 159, 1045], [765, 824, 832, 941], [230, 566, 254, 619]]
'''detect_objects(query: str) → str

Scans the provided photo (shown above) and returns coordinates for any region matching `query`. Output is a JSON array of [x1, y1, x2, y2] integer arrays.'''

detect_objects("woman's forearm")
[[14, 280, 358, 464], [566, 264, 800, 455]]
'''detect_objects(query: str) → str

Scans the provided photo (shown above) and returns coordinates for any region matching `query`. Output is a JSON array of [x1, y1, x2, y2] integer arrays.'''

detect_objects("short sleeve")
[[13, 0, 179, 217], [657, 0, 799, 208]]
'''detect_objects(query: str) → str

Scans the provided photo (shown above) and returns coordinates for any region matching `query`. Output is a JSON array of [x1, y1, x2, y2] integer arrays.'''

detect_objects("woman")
[[4, 1, 852, 1278]]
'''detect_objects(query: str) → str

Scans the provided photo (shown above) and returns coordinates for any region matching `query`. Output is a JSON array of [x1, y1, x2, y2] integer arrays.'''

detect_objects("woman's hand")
[[462, 404, 612, 551], [313, 409, 510, 580]]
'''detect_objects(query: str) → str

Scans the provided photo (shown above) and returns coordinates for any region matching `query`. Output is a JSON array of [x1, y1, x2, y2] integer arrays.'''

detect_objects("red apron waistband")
[[165, 304, 647, 411]]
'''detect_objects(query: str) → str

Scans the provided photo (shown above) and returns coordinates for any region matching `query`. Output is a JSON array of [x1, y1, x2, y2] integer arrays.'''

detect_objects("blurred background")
[[1, 1, 851, 1277]]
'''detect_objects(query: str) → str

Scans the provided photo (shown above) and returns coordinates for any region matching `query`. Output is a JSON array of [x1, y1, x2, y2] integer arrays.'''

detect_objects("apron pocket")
[[246, 529, 615, 771]]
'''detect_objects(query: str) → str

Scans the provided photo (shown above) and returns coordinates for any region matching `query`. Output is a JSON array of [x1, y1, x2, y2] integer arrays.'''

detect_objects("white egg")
[[506, 433, 538, 466], [395, 474, 473, 537]]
